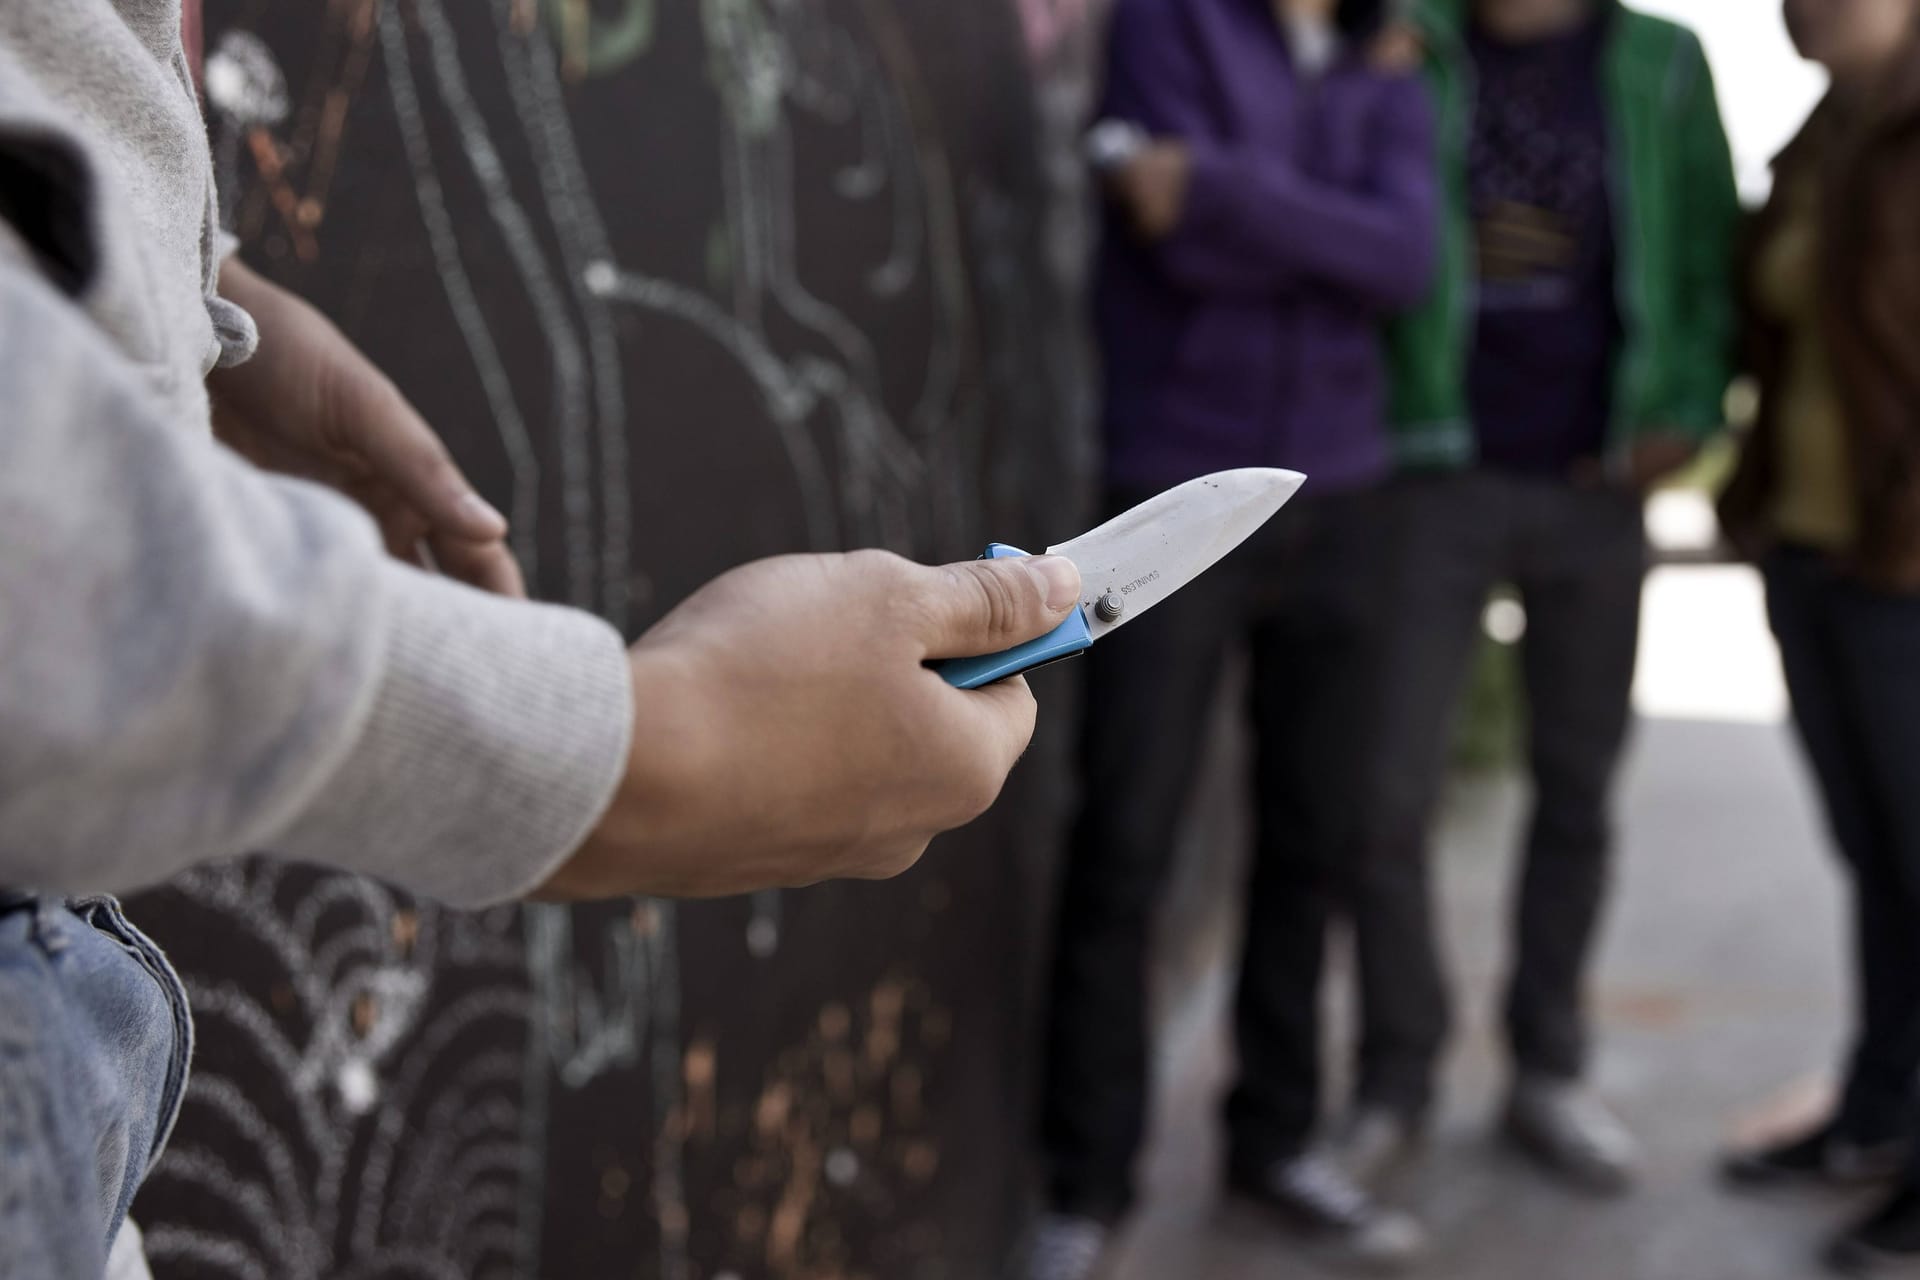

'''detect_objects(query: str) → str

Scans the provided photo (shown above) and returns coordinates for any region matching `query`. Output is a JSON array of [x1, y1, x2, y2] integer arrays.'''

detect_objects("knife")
[[936, 467, 1307, 689]]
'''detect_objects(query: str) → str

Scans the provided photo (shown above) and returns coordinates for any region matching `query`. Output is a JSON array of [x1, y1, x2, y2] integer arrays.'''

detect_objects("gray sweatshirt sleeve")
[[0, 252, 634, 908]]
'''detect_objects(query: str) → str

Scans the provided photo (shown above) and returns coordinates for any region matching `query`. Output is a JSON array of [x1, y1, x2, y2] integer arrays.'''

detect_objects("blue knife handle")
[[935, 543, 1094, 689]]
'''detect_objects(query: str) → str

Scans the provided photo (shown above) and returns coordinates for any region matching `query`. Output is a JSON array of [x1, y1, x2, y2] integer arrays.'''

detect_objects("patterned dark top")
[[1466, 11, 1621, 476]]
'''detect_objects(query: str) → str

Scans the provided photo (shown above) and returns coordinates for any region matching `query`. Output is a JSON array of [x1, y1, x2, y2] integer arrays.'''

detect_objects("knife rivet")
[[1094, 592, 1126, 623]]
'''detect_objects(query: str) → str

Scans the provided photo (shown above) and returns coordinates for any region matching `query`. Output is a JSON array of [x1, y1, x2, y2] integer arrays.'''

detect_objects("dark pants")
[[1765, 547, 1920, 1169], [1355, 471, 1645, 1117], [1040, 489, 1389, 1219]]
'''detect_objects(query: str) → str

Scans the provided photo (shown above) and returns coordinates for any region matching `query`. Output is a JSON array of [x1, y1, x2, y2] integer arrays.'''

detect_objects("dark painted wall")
[[127, 2, 1101, 1276]]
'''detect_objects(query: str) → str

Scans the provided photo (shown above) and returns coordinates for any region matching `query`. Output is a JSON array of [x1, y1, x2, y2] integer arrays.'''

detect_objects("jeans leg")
[[1041, 547, 1240, 1218], [1354, 475, 1505, 1118], [0, 897, 190, 1279], [1818, 570, 1920, 1147], [1764, 551, 1915, 1144], [1224, 492, 1392, 1165], [1506, 486, 1645, 1081], [108, 1219, 156, 1280]]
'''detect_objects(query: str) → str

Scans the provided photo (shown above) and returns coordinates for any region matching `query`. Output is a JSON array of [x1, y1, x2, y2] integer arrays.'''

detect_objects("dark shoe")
[[1724, 1122, 1908, 1192], [1227, 1150, 1428, 1273], [1018, 1214, 1112, 1280], [1827, 1184, 1920, 1276], [1330, 1105, 1427, 1189], [1503, 1074, 1641, 1196]]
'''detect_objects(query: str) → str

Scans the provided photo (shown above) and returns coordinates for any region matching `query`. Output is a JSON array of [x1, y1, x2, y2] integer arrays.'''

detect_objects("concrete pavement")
[[1104, 566, 1866, 1280]]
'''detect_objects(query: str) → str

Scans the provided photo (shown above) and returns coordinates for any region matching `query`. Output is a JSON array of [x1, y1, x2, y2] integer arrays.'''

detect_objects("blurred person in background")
[[1021, 0, 1437, 1275], [1717, 0, 1920, 1273], [1339, 0, 1738, 1202]]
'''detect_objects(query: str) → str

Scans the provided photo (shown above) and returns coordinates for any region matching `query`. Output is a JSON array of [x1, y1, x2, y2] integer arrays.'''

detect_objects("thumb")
[[915, 555, 1083, 660]]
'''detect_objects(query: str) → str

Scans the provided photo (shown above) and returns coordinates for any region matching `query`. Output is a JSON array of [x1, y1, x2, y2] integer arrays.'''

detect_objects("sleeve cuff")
[[1175, 143, 1235, 243], [272, 563, 634, 908]]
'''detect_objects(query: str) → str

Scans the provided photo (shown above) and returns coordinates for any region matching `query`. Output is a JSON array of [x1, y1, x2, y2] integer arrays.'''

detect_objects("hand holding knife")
[[938, 467, 1307, 689]]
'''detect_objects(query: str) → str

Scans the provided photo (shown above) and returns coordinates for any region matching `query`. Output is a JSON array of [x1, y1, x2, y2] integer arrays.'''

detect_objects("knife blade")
[[935, 467, 1306, 689]]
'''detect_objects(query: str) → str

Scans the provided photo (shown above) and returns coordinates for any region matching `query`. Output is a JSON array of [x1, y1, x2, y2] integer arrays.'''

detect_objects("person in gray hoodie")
[[0, 4, 1082, 1276]]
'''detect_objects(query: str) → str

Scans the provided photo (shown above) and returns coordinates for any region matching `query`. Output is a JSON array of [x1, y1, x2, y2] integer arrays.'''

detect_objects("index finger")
[[330, 368, 510, 544], [938, 671, 1039, 780], [428, 529, 529, 599]]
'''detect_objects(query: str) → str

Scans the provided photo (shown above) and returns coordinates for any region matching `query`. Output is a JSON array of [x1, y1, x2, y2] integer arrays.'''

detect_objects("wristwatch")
[[1084, 119, 1149, 173]]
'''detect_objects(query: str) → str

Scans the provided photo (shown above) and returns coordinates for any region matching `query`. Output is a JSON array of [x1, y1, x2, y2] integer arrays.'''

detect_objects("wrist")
[[538, 641, 724, 900], [207, 259, 302, 407], [279, 565, 634, 907]]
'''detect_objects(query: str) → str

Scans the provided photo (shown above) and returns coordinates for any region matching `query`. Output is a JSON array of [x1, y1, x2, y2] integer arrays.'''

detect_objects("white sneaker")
[[1020, 1213, 1111, 1280], [1504, 1074, 1641, 1195], [1229, 1151, 1429, 1273], [1331, 1106, 1426, 1189]]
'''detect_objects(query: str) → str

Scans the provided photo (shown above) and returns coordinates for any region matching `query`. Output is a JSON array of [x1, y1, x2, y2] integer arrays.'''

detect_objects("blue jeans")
[[0, 894, 192, 1279]]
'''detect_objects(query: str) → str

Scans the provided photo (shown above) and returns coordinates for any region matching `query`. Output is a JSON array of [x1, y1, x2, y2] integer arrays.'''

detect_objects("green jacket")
[[1386, 0, 1741, 469]]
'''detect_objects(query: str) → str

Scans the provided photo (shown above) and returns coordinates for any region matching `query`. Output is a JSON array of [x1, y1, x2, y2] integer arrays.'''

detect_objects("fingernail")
[[458, 492, 508, 533], [1025, 555, 1082, 612]]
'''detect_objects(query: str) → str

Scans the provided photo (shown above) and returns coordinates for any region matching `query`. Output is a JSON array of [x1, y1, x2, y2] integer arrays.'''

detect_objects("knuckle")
[[966, 563, 1028, 646], [954, 755, 1008, 824], [308, 360, 357, 449], [855, 840, 926, 882], [845, 547, 904, 578], [847, 550, 916, 610], [884, 841, 930, 879], [1003, 686, 1039, 748]]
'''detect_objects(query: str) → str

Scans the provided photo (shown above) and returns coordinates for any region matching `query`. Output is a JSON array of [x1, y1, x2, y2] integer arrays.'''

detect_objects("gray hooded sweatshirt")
[[0, 0, 633, 908]]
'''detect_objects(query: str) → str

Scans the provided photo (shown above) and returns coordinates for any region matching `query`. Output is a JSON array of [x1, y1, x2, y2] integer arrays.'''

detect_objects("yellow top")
[[1755, 170, 1857, 551]]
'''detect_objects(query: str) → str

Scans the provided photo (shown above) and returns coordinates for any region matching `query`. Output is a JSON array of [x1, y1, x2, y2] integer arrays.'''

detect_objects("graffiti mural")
[[127, 0, 1101, 1276]]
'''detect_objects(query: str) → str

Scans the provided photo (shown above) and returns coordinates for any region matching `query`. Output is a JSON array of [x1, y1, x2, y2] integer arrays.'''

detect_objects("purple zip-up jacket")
[[1097, 0, 1439, 494]]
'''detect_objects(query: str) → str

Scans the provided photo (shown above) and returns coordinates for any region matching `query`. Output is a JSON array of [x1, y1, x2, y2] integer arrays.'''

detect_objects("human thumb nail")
[[1023, 555, 1082, 613]]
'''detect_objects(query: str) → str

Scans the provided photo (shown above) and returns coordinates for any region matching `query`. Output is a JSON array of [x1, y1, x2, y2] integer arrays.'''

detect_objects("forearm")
[[0, 259, 630, 906], [1097, 0, 1380, 298], [1157, 144, 1438, 305], [209, 255, 323, 420], [1140, 73, 1439, 307]]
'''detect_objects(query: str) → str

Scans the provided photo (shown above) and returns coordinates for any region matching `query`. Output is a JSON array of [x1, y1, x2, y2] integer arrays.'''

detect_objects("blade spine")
[[1053, 469, 1304, 636]]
